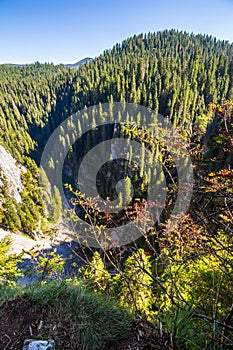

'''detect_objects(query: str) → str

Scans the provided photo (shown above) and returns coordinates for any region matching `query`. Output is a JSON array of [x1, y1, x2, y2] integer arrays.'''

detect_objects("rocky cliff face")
[[0, 144, 24, 203]]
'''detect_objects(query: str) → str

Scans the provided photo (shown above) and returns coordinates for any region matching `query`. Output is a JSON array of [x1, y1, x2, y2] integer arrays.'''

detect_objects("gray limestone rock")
[[22, 339, 55, 350], [0, 144, 25, 203]]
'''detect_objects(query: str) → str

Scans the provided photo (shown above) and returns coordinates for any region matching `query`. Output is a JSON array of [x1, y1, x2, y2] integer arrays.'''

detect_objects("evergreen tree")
[[50, 186, 62, 223]]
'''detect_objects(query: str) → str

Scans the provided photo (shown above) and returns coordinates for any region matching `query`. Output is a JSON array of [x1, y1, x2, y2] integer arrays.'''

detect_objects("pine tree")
[[50, 186, 62, 223]]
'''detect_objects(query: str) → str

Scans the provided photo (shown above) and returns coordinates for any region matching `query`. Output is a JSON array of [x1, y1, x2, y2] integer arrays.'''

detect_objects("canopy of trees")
[[0, 30, 232, 348]]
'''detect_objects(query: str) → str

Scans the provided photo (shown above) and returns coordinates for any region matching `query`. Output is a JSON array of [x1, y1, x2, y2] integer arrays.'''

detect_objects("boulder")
[[22, 339, 55, 350]]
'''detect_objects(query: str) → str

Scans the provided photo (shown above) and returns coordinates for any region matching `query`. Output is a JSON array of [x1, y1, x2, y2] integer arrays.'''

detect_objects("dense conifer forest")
[[0, 30, 232, 349]]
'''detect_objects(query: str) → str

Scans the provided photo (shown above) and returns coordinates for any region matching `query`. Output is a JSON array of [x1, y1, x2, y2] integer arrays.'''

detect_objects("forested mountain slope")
[[1, 30, 233, 164], [0, 30, 232, 234], [0, 29, 233, 349]]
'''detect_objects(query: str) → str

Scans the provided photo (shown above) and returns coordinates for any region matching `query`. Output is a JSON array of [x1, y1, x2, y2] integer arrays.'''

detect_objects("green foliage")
[[0, 236, 22, 283], [1, 169, 44, 235], [0, 33, 233, 348], [26, 247, 65, 283], [1, 30, 233, 234], [0, 205, 3, 224], [1, 31, 233, 161], [205, 100, 233, 170], [115, 249, 153, 315], [79, 251, 111, 292], [0, 283, 23, 307], [161, 307, 216, 350], [28, 280, 134, 350], [2, 198, 22, 231], [49, 185, 62, 223], [80, 249, 153, 315]]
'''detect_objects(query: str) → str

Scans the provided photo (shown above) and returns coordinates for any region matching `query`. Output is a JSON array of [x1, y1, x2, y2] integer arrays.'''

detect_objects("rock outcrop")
[[22, 339, 55, 350], [0, 144, 24, 203]]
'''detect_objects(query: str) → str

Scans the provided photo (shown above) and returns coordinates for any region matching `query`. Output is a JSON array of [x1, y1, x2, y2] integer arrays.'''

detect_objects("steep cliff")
[[0, 144, 25, 204]]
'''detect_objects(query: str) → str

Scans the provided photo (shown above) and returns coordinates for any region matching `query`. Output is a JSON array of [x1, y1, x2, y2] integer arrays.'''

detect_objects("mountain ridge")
[[65, 57, 93, 68], [1, 57, 93, 68]]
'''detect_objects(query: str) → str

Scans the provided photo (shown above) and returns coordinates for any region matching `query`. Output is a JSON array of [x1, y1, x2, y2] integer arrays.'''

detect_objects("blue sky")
[[0, 0, 233, 64]]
